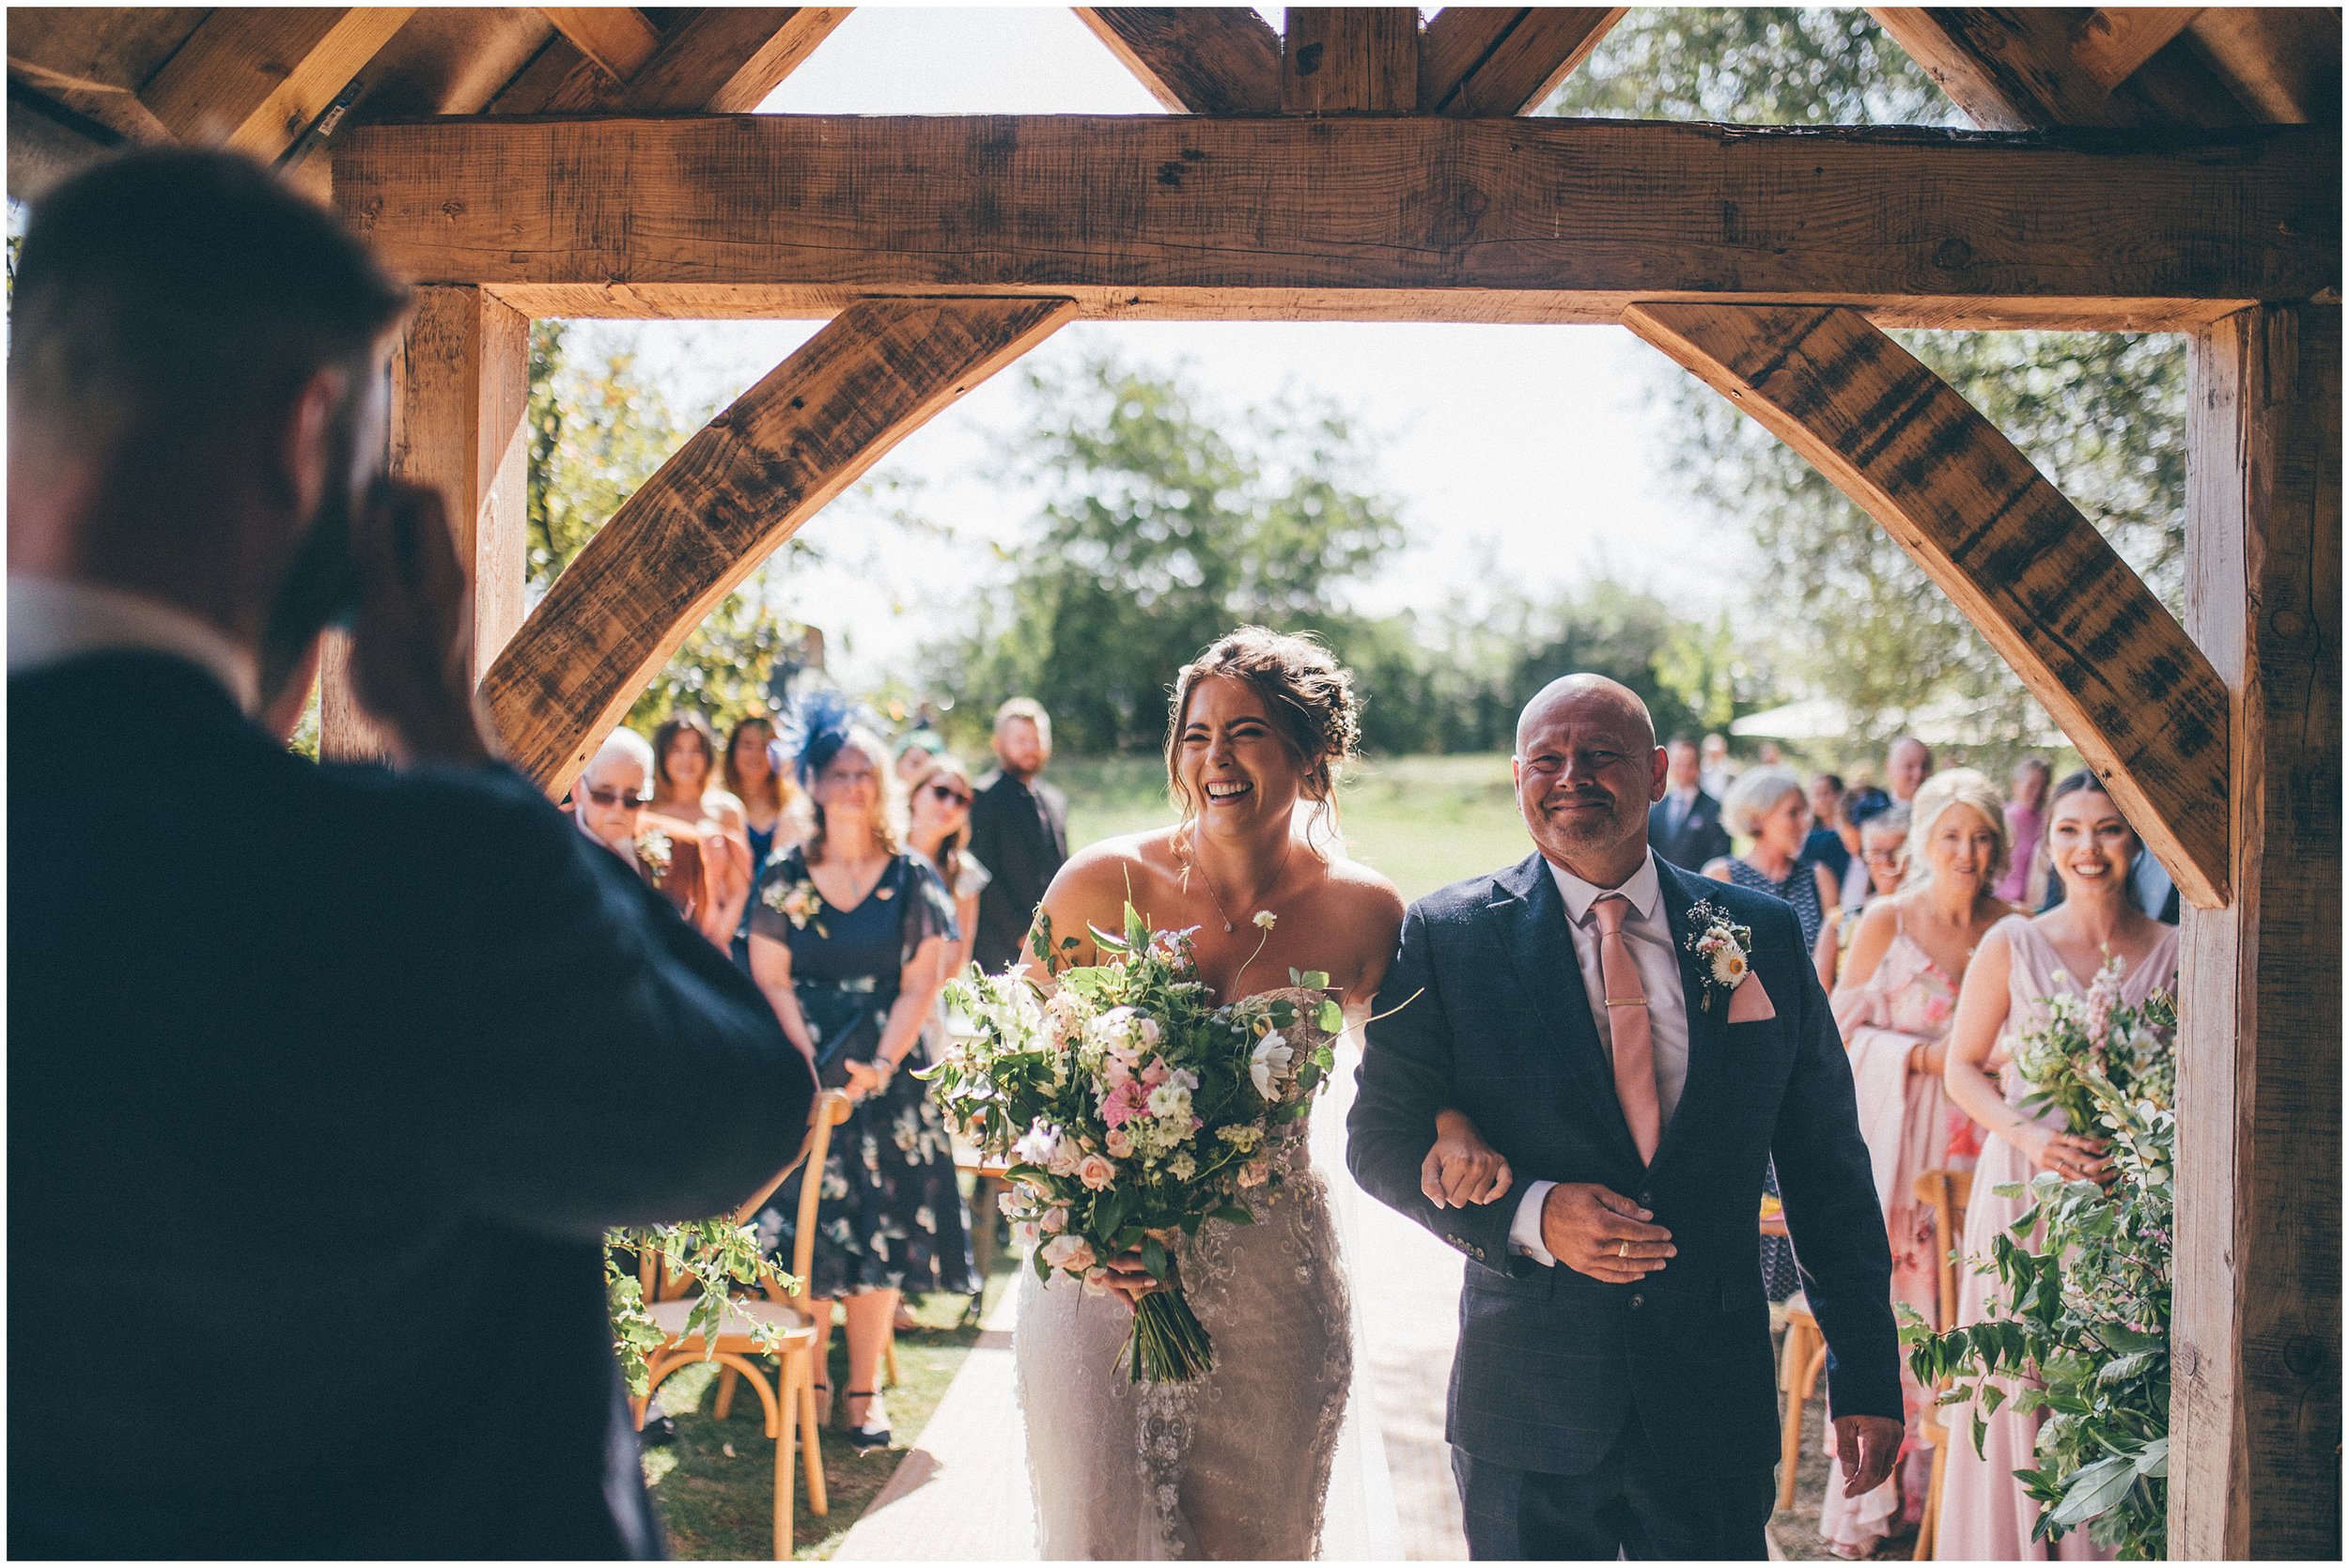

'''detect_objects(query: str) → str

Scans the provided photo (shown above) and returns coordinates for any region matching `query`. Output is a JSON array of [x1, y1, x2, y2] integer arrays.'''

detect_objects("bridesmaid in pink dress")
[[1935, 772, 2181, 1560], [1820, 769, 2017, 1558]]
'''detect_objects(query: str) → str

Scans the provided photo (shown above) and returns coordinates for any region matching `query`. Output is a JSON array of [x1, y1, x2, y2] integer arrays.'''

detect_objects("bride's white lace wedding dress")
[[1014, 987, 1359, 1560]]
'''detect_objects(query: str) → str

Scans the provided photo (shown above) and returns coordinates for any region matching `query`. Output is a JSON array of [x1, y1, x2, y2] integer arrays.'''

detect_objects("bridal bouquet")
[[926, 905, 1342, 1382], [2013, 955, 2179, 1135]]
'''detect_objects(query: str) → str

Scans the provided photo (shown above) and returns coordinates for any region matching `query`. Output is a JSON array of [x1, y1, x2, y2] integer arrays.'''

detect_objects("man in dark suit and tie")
[[1349, 675, 1901, 1559], [1649, 736, 1732, 870], [964, 697, 1071, 972], [8, 151, 815, 1559]]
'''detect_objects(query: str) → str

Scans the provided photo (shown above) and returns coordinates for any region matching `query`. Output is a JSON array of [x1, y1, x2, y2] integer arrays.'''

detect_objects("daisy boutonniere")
[[633, 827, 674, 880], [1683, 900, 1753, 1014], [764, 876, 828, 937]]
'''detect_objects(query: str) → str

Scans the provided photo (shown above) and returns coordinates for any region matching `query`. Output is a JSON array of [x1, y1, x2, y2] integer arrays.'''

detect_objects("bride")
[[1012, 627, 1406, 1560]]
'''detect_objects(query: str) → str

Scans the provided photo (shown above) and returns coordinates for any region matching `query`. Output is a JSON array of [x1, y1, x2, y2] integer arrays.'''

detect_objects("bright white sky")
[[570, 5, 1742, 687]]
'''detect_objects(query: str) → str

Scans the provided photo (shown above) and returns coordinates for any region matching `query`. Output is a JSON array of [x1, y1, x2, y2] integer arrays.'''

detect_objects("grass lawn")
[[1059, 752, 1530, 903], [646, 1258, 1019, 1560]]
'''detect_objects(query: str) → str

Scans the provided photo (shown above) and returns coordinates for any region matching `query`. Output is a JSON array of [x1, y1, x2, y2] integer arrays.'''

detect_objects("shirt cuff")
[[1510, 1179, 1558, 1266]]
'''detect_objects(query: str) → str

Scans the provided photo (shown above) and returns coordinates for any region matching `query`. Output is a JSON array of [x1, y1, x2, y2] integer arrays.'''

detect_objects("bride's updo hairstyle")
[[1164, 626, 1361, 859]]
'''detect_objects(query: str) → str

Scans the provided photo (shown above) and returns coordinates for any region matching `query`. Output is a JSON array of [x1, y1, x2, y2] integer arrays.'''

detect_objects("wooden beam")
[[1073, 7, 1283, 115], [496, 6, 849, 115], [481, 297, 1074, 793], [2174, 303, 2341, 1560], [537, 7, 661, 84], [1625, 301, 2232, 905], [1868, 6, 2251, 129], [2186, 7, 2340, 124], [1418, 7, 1625, 116], [5, 7, 202, 145], [332, 115, 2339, 333], [320, 286, 532, 761], [1283, 8, 1419, 114], [143, 7, 415, 160], [2071, 7, 2202, 92], [8, 81, 125, 203]]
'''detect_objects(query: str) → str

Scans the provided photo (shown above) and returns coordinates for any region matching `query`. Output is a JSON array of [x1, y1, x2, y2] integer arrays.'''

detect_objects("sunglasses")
[[583, 786, 646, 811], [926, 783, 973, 807]]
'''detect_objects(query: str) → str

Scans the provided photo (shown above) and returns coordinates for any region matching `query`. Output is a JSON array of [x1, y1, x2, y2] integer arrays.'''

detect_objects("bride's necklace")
[[1185, 837, 1290, 934]]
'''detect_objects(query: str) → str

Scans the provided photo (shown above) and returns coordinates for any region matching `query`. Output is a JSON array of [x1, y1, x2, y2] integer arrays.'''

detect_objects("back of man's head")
[[10, 149, 409, 469]]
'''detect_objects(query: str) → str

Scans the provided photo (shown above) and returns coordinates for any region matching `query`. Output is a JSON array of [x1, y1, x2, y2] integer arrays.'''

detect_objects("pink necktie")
[[1592, 893, 1660, 1164]]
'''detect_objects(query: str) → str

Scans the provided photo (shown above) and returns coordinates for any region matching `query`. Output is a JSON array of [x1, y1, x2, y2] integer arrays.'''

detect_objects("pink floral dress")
[[1820, 923, 1966, 1556]]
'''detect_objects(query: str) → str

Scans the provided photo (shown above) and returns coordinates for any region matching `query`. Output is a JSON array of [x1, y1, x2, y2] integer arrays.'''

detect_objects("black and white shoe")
[[844, 1390, 890, 1452]]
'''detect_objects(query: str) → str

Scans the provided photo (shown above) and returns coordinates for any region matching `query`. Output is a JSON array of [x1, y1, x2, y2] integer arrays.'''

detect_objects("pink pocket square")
[[1726, 972, 1777, 1023]]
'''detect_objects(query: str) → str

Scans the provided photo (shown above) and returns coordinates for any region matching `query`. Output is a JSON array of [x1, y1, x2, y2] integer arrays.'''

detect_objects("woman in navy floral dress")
[[746, 700, 972, 1450]]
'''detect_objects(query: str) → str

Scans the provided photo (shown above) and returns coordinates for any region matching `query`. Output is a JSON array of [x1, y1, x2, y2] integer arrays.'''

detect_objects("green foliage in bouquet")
[[1903, 961, 2177, 1560], [605, 1220, 799, 1398], [927, 905, 1343, 1381]]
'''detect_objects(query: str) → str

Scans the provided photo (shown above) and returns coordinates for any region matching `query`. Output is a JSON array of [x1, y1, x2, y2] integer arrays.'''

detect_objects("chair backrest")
[[1912, 1168, 1975, 1331], [640, 1087, 853, 1305]]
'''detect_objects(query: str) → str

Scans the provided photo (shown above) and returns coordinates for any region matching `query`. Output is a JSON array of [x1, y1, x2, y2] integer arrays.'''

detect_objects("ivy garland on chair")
[[605, 1220, 799, 1397]]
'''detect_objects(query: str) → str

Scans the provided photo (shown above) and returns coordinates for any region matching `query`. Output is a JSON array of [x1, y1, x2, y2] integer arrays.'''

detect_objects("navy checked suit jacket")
[[1346, 850, 1902, 1477]]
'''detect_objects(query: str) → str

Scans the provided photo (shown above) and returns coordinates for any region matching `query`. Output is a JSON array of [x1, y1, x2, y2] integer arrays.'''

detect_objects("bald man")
[[1349, 675, 1901, 1560]]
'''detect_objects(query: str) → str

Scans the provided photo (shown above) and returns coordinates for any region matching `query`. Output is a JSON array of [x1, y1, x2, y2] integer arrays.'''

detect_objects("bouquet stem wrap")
[[1128, 1288, 1213, 1383]]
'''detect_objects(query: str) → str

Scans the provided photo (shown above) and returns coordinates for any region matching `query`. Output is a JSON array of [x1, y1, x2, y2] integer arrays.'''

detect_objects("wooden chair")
[[1910, 1168, 1973, 1561], [1777, 1289, 1828, 1510], [634, 1088, 853, 1560]]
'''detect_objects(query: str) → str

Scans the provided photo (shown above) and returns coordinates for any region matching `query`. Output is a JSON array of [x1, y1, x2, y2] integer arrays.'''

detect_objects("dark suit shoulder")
[[1408, 855, 1536, 926]]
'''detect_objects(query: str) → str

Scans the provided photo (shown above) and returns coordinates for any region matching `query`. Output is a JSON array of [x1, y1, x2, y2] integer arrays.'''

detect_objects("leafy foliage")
[[605, 1219, 800, 1399], [1904, 970, 2178, 1559], [1553, 9, 2186, 753]]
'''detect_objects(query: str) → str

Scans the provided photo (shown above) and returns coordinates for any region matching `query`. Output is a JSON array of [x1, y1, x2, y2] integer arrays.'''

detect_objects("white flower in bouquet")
[[1251, 1032, 1295, 1098], [996, 1188, 1021, 1218], [1169, 1151, 1196, 1181], [1041, 1204, 1068, 1234], [1011, 1219, 1041, 1250], [1014, 1120, 1063, 1169], [1040, 1234, 1097, 1273], [1147, 1081, 1193, 1121], [1217, 1125, 1263, 1152]]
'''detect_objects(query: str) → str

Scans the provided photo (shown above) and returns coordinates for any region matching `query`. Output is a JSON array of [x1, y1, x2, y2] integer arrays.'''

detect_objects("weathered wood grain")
[[2174, 303, 2341, 1560], [143, 7, 416, 158], [1870, 5, 2252, 128], [494, 6, 848, 115], [1283, 8, 1419, 114], [1073, 7, 1283, 115], [537, 7, 661, 84], [482, 297, 1074, 793], [1418, 6, 1624, 116], [330, 115, 2337, 331], [1625, 300, 2232, 906], [2071, 7, 2203, 91], [2186, 6, 2340, 124], [5, 8, 201, 142]]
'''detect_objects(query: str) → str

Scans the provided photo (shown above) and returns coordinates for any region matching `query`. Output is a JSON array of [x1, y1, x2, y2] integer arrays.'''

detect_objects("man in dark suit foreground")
[[8, 150, 815, 1558], [1349, 675, 1901, 1559]]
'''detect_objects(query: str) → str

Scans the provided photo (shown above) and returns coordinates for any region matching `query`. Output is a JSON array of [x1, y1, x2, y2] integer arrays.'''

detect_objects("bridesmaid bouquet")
[[926, 905, 1342, 1382], [2013, 955, 2179, 1137]]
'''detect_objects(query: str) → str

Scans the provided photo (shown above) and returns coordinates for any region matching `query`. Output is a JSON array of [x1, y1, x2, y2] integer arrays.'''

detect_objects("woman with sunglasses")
[[899, 751, 986, 1329], [573, 727, 710, 924]]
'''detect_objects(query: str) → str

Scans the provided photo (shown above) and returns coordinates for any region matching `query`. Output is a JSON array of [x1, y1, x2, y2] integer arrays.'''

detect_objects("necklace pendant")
[[1222, 921, 1234, 934]]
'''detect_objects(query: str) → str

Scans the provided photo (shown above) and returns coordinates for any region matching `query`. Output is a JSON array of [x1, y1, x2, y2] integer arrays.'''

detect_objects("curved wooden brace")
[[482, 296, 1076, 794], [1625, 300, 2232, 908]]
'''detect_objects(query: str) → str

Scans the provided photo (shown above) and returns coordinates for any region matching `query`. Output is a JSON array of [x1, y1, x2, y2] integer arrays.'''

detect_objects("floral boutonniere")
[[1683, 900, 1753, 1014], [634, 827, 674, 880], [764, 876, 828, 937]]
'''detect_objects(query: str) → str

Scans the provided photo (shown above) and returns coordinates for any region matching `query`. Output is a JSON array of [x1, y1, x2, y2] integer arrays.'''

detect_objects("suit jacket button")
[[1629, 1293, 1645, 1310], [1638, 1191, 1653, 1208]]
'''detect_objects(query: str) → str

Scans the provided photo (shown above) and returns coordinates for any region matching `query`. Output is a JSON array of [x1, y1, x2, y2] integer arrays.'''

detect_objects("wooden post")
[[1282, 8, 1419, 114], [2174, 303, 2341, 1559], [319, 286, 531, 760]]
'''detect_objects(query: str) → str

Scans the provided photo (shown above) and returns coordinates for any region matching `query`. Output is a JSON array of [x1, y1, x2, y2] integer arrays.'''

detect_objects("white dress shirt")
[[1508, 850, 1692, 1266], [9, 574, 258, 714]]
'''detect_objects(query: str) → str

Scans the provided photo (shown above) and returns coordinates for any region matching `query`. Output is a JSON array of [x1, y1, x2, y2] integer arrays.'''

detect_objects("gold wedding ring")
[[1617, 1239, 1630, 1259]]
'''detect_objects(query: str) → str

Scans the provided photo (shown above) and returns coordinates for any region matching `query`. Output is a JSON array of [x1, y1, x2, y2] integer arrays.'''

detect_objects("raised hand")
[[348, 479, 492, 767], [1421, 1108, 1513, 1208], [1539, 1182, 1674, 1283]]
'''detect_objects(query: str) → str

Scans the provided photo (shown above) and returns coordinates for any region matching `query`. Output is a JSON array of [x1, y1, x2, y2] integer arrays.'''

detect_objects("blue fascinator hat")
[[784, 687, 864, 785]]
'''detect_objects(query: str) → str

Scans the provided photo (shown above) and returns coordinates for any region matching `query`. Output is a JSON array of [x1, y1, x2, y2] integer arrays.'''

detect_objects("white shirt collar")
[[8, 574, 258, 714], [1546, 850, 1664, 927]]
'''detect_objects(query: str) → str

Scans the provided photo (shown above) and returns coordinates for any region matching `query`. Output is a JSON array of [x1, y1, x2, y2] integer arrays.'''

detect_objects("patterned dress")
[[749, 847, 974, 1298], [1723, 855, 1828, 1301]]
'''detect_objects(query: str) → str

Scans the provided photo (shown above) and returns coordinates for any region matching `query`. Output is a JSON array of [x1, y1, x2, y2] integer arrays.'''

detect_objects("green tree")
[[526, 320, 808, 737], [1552, 10, 2186, 753], [935, 355, 1410, 753]]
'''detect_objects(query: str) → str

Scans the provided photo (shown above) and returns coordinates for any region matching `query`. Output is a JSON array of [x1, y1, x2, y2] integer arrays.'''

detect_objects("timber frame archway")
[[9, 7, 2336, 1556]]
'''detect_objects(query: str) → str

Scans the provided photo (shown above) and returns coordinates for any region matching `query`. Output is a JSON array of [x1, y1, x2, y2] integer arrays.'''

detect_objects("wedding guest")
[[1700, 730, 1736, 800], [894, 729, 944, 788], [1820, 770, 2013, 1558], [649, 712, 753, 946], [1836, 784, 1895, 912], [1937, 771, 2180, 1560], [573, 728, 708, 922], [901, 750, 986, 1325], [1648, 737, 1730, 870], [747, 703, 972, 1451], [1816, 803, 1911, 989], [1805, 771, 1852, 883], [8, 148, 810, 1559], [1704, 766, 1839, 950], [966, 698, 1070, 974], [1757, 740, 1786, 767], [1886, 735, 1935, 805], [722, 715, 801, 967], [1996, 756, 2053, 906]]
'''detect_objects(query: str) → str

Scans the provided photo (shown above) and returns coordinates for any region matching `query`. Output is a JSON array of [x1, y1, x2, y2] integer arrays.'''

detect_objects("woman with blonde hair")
[[1819, 767, 2019, 1557], [745, 693, 970, 1451]]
